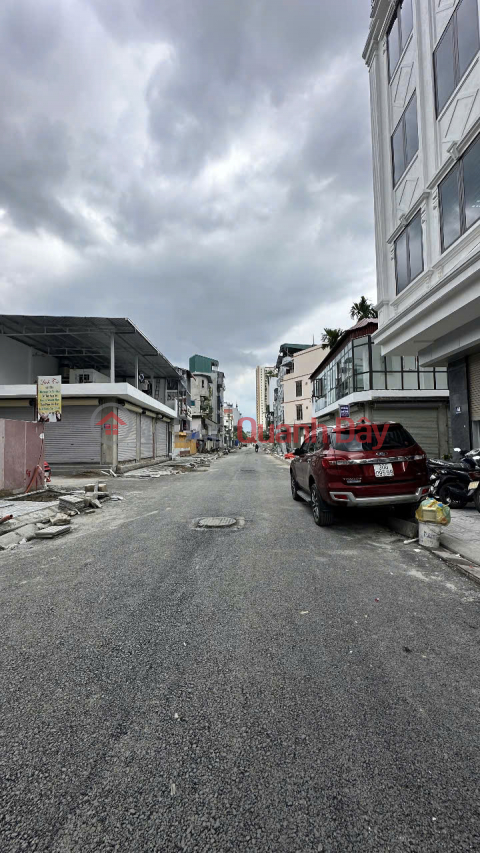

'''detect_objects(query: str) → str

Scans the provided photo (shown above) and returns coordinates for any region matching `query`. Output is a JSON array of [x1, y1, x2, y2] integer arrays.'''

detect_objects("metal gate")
[[371, 406, 442, 457], [468, 353, 480, 420], [118, 408, 138, 462], [155, 420, 168, 457], [141, 414, 154, 459], [44, 406, 101, 463]]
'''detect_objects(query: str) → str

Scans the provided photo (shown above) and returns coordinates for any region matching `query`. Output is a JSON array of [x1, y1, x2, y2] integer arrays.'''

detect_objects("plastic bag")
[[416, 498, 451, 526]]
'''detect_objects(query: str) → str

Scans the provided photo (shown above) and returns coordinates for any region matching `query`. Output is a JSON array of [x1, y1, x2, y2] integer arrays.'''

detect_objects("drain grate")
[[192, 516, 245, 530]]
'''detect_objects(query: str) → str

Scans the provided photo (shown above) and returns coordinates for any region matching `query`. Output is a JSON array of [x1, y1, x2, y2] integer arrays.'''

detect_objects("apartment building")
[[364, 0, 480, 449], [282, 345, 328, 443], [255, 366, 277, 432], [189, 354, 226, 449]]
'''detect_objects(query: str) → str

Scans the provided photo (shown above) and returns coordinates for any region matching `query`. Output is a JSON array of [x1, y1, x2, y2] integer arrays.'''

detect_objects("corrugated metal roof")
[[0, 315, 180, 380]]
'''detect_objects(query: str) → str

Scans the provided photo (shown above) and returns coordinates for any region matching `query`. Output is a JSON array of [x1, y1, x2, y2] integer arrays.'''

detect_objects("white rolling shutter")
[[371, 406, 440, 457], [468, 353, 480, 420], [155, 420, 168, 457], [44, 406, 101, 463], [141, 414, 154, 458], [118, 408, 138, 462]]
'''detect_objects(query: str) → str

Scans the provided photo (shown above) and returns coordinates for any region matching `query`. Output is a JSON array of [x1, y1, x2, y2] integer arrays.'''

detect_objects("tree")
[[321, 327, 344, 349], [350, 296, 378, 321]]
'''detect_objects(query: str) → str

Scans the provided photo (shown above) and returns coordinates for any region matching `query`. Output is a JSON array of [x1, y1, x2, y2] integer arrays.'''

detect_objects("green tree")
[[321, 327, 344, 349], [350, 296, 378, 321]]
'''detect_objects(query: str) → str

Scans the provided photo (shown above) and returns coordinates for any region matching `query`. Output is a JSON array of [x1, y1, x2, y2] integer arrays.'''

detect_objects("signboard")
[[339, 404, 350, 418], [37, 376, 62, 423], [455, 406, 462, 414]]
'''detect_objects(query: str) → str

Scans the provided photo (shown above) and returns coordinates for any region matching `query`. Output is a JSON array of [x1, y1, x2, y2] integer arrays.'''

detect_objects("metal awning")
[[0, 315, 181, 381]]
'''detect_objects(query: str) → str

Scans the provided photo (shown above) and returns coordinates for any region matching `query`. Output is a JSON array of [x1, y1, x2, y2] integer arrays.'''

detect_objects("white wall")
[[366, 0, 480, 358], [0, 337, 59, 383]]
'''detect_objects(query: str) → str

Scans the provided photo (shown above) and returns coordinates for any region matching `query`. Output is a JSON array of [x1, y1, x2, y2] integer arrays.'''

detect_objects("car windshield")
[[331, 424, 416, 452]]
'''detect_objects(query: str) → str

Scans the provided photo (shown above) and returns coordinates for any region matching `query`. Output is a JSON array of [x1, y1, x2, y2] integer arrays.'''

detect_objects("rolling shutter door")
[[468, 354, 480, 420], [371, 406, 440, 457], [118, 408, 138, 462], [141, 415, 154, 459], [44, 406, 101, 463], [0, 407, 35, 421], [155, 420, 168, 457]]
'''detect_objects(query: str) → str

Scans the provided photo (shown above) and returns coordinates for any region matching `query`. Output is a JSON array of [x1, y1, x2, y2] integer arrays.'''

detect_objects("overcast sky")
[[0, 0, 375, 417]]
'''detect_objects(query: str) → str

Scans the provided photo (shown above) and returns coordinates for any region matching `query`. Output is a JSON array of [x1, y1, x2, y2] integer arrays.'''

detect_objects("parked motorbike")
[[428, 447, 480, 510]]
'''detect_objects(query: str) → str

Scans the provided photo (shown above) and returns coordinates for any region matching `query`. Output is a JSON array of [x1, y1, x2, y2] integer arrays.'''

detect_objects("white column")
[[110, 334, 115, 383]]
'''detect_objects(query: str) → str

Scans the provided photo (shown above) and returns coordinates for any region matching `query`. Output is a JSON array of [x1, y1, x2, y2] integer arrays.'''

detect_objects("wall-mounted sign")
[[339, 404, 350, 418], [455, 406, 462, 414], [37, 376, 62, 423]]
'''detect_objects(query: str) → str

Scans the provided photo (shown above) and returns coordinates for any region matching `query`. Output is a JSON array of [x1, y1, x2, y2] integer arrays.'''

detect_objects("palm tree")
[[350, 296, 378, 321], [321, 328, 344, 349]]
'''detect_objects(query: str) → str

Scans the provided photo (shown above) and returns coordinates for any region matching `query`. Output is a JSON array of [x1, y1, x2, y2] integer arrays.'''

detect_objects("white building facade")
[[364, 0, 480, 450]]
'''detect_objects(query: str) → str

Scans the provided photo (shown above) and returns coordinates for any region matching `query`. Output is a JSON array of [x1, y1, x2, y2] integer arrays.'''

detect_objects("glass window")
[[403, 356, 417, 371], [404, 94, 419, 167], [296, 405, 303, 420], [434, 0, 480, 115], [395, 212, 424, 293], [386, 355, 402, 371], [388, 0, 414, 80], [457, 0, 480, 80], [354, 342, 369, 374], [373, 373, 386, 390], [332, 424, 415, 452], [295, 380, 302, 397], [434, 370, 449, 390], [420, 371, 435, 390], [463, 137, 480, 230], [434, 19, 456, 114], [388, 15, 401, 78], [440, 165, 461, 250], [395, 229, 409, 293], [371, 346, 385, 372], [392, 121, 405, 185], [387, 372, 403, 390], [355, 373, 370, 392], [403, 372, 419, 390], [392, 93, 418, 185]]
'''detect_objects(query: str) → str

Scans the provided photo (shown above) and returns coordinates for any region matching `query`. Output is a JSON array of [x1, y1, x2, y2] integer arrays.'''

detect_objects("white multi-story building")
[[255, 366, 276, 432], [364, 0, 480, 449]]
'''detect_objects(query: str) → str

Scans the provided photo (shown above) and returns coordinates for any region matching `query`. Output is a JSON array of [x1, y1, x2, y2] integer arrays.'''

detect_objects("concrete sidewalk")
[[440, 505, 480, 565]]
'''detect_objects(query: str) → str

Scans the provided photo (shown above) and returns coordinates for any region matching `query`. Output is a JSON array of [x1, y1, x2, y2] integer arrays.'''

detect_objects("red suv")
[[290, 421, 430, 527]]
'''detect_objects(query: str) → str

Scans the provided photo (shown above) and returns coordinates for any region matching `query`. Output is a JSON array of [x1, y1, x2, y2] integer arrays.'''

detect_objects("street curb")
[[384, 517, 480, 587]]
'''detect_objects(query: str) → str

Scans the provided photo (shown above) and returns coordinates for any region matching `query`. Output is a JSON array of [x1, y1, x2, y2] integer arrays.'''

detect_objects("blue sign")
[[340, 404, 350, 418]]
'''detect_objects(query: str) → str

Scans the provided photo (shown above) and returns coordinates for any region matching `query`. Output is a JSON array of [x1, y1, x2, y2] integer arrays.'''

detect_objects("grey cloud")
[[1, 0, 375, 415]]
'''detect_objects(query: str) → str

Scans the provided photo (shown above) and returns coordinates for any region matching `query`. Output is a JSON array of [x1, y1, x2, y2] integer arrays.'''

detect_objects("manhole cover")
[[197, 516, 237, 528]]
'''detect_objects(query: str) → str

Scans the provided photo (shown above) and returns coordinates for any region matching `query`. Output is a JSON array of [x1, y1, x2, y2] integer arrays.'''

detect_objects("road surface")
[[1, 450, 479, 852]]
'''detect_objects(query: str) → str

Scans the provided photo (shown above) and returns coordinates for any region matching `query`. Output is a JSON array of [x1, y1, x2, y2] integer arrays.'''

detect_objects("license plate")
[[468, 481, 479, 491], [374, 463, 394, 478]]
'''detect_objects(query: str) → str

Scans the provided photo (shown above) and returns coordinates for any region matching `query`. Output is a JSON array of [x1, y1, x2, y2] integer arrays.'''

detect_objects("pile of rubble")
[[124, 455, 220, 479], [0, 482, 122, 552]]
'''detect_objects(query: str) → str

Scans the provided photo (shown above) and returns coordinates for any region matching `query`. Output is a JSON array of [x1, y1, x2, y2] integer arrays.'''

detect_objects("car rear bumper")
[[328, 486, 430, 507]]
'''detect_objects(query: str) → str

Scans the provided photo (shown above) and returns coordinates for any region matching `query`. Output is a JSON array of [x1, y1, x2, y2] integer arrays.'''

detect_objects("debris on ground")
[[35, 525, 71, 539]]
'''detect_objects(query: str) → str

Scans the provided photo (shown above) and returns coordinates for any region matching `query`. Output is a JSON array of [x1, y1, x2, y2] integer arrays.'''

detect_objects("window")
[[434, 0, 480, 115], [439, 135, 480, 251], [296, 380, 302, 397], [392, 93, 419, 185], [201, 379, 205, 388], [296, 405, 303, 420], [331, 424, 416, 453], [395, 211, 424, 293], [388, 0, 414, 79]]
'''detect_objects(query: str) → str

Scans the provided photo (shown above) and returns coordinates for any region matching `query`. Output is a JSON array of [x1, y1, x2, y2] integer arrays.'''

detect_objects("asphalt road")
[[1, 449, 479, 852]]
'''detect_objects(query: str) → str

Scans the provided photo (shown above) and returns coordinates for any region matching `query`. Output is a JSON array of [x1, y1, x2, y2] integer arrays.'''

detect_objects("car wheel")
[[310, 482, 334, 527], [438, 483, 468, 510], [290, 471, 301, 501]]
